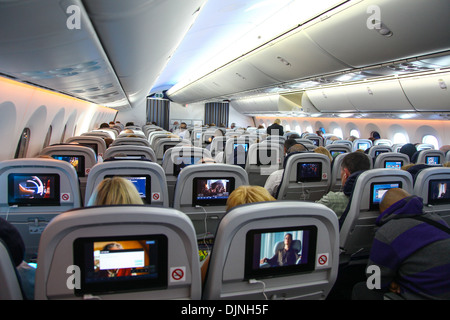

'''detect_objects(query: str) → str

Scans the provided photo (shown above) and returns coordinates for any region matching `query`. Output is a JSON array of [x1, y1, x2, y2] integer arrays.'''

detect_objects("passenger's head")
[[340, 151, 371, 185], [99, 122, 109, 129], [180, 122, 187, 129], [287, 143, 307, 154], [284, 139, 304, 154], [314, 146, 332, 161], [88, 177, 143, 206], [369, 131, 380, 141], [226, 185, 275, 211], [379, 188, 411, 213], [274, 119, 281, 125], [399, 143, 417, 162]]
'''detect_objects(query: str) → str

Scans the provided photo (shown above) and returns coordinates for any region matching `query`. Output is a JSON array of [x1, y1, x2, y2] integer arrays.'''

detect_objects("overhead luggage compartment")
[[247, 30, 351, 82], [303, 86, 357, 113], [304, 0, 450, 68], [400, 72, 450, 112], [344, 79, 415, 112]]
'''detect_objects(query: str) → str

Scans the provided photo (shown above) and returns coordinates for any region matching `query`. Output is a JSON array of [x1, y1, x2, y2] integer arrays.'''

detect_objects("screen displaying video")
[[173, 156, 202, 176], [426, 156, 440, 165], [370, 182, 402, 209], [73, 235, 168, 295], [384, 161, 402, 170], [244, 226, 317, 279], [51, 155, 85, 177], [357, 143, 370, 151], [8, 173, 60, 206], [428, 179, 450, 205], [192, 177, 235, 206], [296, 162, 322, 182]]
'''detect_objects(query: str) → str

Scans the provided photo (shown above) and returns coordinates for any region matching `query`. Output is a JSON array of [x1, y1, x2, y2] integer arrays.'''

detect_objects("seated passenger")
[[0, 217, 35, 300], [264, 142, 307, 197], [313, 146, 333, 161], [316, 151, 371, 218], [87, 176, 144, 206], [352, 188, 450, 300], [399, 143, 417, 162], [201, 185, 275, 282]]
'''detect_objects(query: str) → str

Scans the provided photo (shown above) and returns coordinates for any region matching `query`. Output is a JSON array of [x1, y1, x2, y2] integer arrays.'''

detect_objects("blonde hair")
[[314, 146, 333, 161], [274, 119, 281, 125], [226, 185, 275, 211], [88, 177, 143, 206]]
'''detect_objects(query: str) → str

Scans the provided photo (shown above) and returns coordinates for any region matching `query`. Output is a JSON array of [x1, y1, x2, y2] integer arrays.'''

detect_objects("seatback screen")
[[244, 226, 317, 280]]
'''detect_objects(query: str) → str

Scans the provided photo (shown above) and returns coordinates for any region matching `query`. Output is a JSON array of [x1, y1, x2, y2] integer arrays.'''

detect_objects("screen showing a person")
[[173, 156, 202, 175], [233, 143, 249, 152], [8, 173, 60, 206], [73, 235, 168, 295], [244, 226, 317, 280], [296, 162, 322, 182], [428, 179, 450, 205], [384, 161, 403, 169], [105, 175, 151, 203], [51, 155, 85, 177], [192, 177, 235, 206], [370, 182, 401, 209], [357, 143, 370, 151], [426, 156, 440, 165]]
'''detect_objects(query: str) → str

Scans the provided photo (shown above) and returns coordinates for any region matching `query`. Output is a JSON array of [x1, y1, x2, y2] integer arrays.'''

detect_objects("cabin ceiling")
[[0, 0, 449, 118]]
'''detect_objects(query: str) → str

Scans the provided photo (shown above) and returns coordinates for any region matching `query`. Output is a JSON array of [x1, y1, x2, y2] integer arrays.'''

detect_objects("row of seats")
[[1, 201, 339, 300], [2, 124, 449, 299], [4, 163, 449, 300]]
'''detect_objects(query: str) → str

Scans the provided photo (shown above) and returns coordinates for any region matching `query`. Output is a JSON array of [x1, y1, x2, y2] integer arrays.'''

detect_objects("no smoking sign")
[[170, 266, 186, 283], [316, 253, 329, 267]]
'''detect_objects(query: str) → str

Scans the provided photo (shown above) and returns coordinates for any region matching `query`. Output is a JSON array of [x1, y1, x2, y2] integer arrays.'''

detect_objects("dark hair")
[[341, 151, 371, 174], [284, 139, 301, 152]]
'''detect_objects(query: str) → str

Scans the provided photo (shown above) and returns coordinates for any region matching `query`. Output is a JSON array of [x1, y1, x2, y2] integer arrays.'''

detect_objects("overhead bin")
[[230, 95, 281, 114], [303, 0, 450, 68], [345, 79, 415, 112], [400, 72, 450, 112], [248, 30, 351, 82], [304, 86, 357, 113], [169, 58, 280, 104]]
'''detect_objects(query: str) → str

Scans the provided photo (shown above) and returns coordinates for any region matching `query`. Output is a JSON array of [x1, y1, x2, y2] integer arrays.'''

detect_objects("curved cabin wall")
[[0, 77, 116, 161]]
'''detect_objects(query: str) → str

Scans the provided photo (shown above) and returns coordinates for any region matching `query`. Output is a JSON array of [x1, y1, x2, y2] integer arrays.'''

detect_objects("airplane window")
[[393, 132, 408, 144], [349, 129, 360, 138], [295, 125, 301, 133], [306, 125, 313, 133], [14, 128, 30, 159], [285, 124, 291, 131], [422, 135, 439, 150], [43, 125, 52, 149], [333, 128, 343, 139]]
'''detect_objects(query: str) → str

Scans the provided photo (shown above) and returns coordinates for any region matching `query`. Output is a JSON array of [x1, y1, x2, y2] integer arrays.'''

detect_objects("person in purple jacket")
[[353, 188, 450, 300]]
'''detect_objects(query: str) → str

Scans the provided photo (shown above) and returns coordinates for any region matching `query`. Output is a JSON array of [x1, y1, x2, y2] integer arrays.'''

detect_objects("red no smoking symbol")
[[172, 268, 184, 281], [318, 254, 328, 265], [61, 194, 70, 201], [152, 193, 160, 200]]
